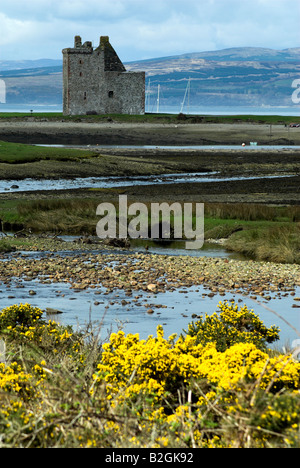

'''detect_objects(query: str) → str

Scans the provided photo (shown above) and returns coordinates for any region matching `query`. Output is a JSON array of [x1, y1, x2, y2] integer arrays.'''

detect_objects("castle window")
[[84, 92, 87, 100], [108, 91, 114, 98]]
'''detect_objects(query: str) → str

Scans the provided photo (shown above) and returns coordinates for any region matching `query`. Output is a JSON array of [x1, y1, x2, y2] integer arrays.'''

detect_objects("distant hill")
[[0, 47, 299, 108], [153, 47, 300, 62], [127, 47, 300, 109], [0, 59, 62, 72]]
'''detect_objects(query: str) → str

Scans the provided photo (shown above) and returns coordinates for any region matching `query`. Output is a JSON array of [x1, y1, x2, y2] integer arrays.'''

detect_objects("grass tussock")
[[204, 204, 300, 264], [0, 239, 16, 253], [225, 224, 300, 264], [17, 199, 99, 235], [204, 203, 300, 222], [0, 301, 299, 448]]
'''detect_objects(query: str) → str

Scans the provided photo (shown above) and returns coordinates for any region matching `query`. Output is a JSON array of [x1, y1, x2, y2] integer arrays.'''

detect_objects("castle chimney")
[[74, 36, 82, 48], [100, 36, 110, 47]]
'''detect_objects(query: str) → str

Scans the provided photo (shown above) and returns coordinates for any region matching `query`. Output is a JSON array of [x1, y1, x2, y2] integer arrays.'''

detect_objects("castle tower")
[[62, 36, 145, 116]]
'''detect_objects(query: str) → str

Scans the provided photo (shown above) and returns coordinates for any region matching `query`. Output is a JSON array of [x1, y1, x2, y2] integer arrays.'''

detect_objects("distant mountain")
[[0, 59, 62, 72], [147, 47, 300, 62], [0, 47, 299, 108], [0, 63, 63, 105], [127, 47, 300, 109]]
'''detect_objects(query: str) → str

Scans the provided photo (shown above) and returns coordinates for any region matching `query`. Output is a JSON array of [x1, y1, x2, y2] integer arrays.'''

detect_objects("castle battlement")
[[62, 36, 145, 115]]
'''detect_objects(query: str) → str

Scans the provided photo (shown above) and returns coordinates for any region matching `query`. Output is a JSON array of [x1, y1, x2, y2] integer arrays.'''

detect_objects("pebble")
[[0, 247, 299, 304]]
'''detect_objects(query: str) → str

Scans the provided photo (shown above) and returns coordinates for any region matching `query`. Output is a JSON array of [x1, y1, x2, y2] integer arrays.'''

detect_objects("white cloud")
[[0, 0, 299, 61], [0, 13, 33, 46]]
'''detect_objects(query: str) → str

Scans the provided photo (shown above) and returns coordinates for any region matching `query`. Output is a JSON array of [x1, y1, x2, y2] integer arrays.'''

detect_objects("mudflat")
[[0, 120, 299, 145], [0, 120, 299, 204], [0, 150, 299, 204]]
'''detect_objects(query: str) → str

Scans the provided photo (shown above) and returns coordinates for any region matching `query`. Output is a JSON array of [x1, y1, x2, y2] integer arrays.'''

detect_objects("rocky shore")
[[1, 242, 299, 299]]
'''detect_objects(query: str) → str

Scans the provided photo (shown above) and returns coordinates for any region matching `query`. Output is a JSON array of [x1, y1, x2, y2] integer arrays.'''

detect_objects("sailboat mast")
[[180, 78, 191, 114], [146, 79, 152, 112], [187, 77, 190, 114]]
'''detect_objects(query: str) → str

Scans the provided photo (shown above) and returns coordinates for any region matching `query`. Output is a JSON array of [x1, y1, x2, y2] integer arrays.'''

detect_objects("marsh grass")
[[204, 204, 300, 263], [0, 239, 15, 253], [225, 224, 300, 264], [204, 203, 300, 222], [0, 140, 99, 164], [16, 199, 99, 234]]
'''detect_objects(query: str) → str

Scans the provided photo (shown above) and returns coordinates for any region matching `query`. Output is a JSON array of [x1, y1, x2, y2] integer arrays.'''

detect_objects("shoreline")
[[0, 119, 299, 203], [1, 120, 300, 145], [1, 243, 299, 296], [0, 145, 299, 204], [1, 176, 299, 205]]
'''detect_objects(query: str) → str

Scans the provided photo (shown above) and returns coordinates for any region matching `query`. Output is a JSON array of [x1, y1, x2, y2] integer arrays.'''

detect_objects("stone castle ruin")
[[62, 36, 145, 116]]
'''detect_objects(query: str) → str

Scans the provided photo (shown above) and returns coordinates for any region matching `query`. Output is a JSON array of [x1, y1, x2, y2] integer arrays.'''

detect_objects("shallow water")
[[55, 237, 249, 261], [0, 275, 299, 349], [0, 244, 299, 349], [0, 238, 299, 350], [128, 239, 250, 261], [37, 144, 300, 150], [0, 172, 295, 193]]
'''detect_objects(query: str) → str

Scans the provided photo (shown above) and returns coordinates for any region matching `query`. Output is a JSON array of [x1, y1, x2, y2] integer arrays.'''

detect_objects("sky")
[[0, 0, 299, 62]]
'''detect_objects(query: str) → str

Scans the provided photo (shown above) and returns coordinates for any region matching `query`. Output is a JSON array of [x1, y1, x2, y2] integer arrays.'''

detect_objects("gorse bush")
[[0, 302, 299, 448], [0, 303, 43, 330], [185, 301, 280, 352], [0, 304, 86, 375]]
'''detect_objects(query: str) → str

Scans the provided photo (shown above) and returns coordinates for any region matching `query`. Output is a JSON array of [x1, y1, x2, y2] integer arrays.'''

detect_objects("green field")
[[0, 140, 99, 164], [1, 112, 300, 125]]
